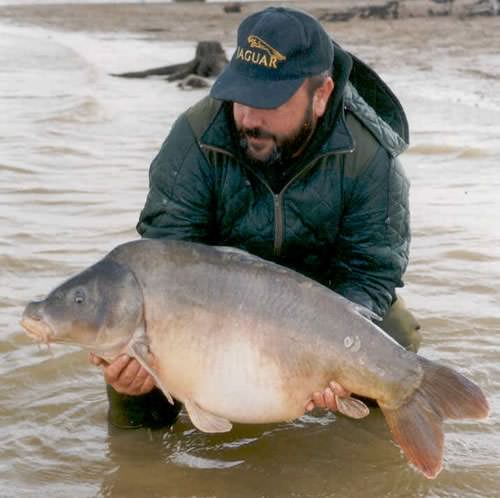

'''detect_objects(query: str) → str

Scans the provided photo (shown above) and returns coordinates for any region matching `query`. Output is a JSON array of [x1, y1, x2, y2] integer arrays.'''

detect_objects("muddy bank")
[[0, 1, 498, 47]]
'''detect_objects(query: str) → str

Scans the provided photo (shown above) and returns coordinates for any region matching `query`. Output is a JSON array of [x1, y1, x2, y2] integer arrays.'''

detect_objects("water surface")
[[1, 15, 499, 498]]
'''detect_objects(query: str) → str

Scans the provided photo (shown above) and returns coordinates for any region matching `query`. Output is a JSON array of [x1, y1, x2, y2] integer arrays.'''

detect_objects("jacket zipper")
[[201, 143, 354, 257], [271, 147, 354, 256], [272, 193, 284, 256]]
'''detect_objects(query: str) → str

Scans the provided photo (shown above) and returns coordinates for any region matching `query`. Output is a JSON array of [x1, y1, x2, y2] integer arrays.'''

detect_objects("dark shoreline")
[[0, 0, 499, 81], [0, 1, 498, 44]]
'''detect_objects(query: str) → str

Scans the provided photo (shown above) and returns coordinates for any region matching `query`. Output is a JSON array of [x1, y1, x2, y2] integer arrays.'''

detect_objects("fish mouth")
[[20, 316, 54, 345]]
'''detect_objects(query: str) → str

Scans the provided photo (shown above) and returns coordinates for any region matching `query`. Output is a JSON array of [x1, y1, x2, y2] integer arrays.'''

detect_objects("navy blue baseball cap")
[[210, 7, 334, 109]]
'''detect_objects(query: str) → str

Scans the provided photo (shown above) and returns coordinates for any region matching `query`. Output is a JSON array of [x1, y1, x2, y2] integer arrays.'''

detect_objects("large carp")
[[21, 239, 489, 478]]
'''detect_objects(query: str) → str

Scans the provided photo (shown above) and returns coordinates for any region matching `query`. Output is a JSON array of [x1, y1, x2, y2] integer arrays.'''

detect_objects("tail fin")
[[379, 356, 490, 479]]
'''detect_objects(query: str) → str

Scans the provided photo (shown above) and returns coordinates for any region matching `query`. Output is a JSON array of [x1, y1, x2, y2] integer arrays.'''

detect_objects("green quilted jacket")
[[137, 41, 410, 317]]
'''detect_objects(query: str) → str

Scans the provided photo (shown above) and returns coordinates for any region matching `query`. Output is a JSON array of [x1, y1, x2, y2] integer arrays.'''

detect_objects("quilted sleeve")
[[136, 114, 216, 242], [331, 149, 410, 317]]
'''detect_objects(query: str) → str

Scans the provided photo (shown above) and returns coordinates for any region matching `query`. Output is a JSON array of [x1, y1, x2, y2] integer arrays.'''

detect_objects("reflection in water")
[[101, 412, 414, 498], [1, 13, 500, 498]]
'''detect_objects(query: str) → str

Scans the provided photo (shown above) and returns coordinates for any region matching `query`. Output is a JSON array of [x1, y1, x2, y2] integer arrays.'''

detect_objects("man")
[[92, 6, 421, 429]]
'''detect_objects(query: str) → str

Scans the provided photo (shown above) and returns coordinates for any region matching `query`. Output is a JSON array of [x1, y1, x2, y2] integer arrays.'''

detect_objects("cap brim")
[[210, 64, 305, 110]]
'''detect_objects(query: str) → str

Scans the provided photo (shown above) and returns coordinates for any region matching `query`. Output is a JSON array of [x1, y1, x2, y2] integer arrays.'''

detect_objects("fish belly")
[[150, 325, 313, 424]]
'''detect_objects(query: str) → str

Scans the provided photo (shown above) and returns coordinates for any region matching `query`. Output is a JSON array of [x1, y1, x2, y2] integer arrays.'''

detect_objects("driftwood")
[[320, 1, 399, 22], [320, 0, 498, 22], [223, 3, 242, 13], [177, 75, 211, 90], [112, 41, 228, 82], [462, 0, 499, 16], [359, 1, 399, 18], [428, 0, 454, 15]]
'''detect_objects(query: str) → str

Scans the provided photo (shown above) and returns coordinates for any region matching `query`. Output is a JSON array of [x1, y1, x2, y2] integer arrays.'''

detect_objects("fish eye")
[[74, 290, 86, 304]]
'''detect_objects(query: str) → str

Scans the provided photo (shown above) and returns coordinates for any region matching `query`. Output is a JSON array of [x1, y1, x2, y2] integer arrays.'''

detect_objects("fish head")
[[21, 258, 144, 357]]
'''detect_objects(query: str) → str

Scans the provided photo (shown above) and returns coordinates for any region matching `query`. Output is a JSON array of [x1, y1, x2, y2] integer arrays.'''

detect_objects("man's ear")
[[313, 77, 334, 118]]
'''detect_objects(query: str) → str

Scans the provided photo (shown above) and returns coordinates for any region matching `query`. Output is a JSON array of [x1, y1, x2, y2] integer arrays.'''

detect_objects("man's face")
[[233, 80, 319, 167]]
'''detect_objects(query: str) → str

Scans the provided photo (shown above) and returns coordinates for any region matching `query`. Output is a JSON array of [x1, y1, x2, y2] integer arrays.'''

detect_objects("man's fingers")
[[309, 389, 338, 411], [306, 380, 352, 412], [139, 375, 156, 395], [305, 401, 315, 412], [323, 387, 338, 411], [103, 355, 133, 385], [312, 391, 326, 409], [132, 365, 154, 390], [88, 352, 108, 367], [329, 380, 350, 398], [118, 365, 155, 395], [92, 353, 156, 396], [115, 359, 142, 387]]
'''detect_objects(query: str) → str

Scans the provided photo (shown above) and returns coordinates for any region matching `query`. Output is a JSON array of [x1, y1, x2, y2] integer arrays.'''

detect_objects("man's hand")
[[89, 353, 156, 396], [305, 381, 351, 412]]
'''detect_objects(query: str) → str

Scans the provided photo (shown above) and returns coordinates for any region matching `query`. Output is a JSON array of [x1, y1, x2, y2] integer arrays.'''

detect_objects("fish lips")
[[20, 314, 55, 345]]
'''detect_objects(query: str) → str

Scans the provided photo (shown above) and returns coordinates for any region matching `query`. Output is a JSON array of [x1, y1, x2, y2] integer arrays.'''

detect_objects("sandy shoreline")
[[0, 0, 499, 53], [0, 1, 499, 87]]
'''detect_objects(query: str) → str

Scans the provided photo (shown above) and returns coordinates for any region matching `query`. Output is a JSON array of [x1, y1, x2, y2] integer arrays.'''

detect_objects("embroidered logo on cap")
[[235, 35, 286, 70]]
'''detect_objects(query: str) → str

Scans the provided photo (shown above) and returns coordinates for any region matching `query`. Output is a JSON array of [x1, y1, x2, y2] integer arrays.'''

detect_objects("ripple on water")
[[170, 452, 245, 470], [35, 145, 94, 158], [0, 253, 75, 273], [0, 163, 35, 175], [459, 284, 498, 295], [442, 249, 499, 262], [408, 143, 491, 158], [34, 95, 104, 124]]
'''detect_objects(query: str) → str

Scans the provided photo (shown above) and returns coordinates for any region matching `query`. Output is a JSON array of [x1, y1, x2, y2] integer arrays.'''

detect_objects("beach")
[[1, 0, 500, 47], [1, 0, 500, 101], [1, 2, 499, 497]]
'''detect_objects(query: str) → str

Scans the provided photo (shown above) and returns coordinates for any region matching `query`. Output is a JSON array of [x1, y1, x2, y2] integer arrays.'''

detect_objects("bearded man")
[[92, 6, 421, 429]]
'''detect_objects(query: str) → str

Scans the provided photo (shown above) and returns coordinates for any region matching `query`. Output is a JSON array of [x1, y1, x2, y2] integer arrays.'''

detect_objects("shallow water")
[[1, 17, 499, 498]]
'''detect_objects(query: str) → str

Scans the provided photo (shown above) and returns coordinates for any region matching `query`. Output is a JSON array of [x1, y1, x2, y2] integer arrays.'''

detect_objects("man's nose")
[[239, 105, 265, 129]]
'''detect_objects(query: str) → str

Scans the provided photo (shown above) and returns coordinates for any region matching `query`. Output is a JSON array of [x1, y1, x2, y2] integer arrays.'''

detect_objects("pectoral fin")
[[335, 395, 370, 419], [128, 339, 175, 405], [185, 399, 233, 433]]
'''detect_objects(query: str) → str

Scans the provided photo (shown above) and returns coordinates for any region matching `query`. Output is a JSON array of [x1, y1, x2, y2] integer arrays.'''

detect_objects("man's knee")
[[379, 296, 422, 352], [106, 384, 182, 429]]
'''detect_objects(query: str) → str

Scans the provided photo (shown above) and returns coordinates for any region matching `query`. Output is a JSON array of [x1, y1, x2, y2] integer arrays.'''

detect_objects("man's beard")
[[237, 101, 315, 169]]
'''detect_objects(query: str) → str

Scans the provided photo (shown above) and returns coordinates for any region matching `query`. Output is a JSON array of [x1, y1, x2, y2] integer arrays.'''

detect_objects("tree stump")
[[223, 3, 241, 13], [177, 75, 211, 90], [112, 41, 228, 81]]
